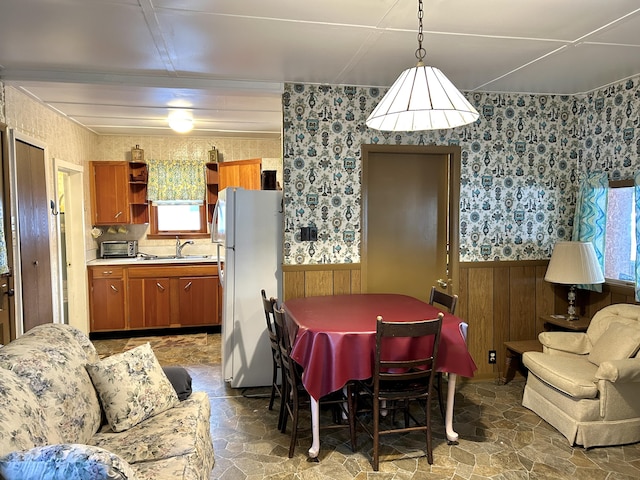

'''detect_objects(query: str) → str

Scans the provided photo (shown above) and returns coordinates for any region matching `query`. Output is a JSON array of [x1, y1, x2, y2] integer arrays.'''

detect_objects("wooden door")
[[91, 162, 130, 225], [361, 145, 460, 302], [15, 140, 53, 331], [178, 276, 218, 325], [0, 125, 14, 344], [219, 158, 261, 190]]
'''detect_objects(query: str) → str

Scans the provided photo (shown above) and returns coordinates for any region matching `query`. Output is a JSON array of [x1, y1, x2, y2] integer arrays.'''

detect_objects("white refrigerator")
[[212, 187, 283, 388]]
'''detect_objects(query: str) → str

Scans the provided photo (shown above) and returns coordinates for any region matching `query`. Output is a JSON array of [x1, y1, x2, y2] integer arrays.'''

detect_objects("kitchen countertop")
[[87, 255, 222, 266]]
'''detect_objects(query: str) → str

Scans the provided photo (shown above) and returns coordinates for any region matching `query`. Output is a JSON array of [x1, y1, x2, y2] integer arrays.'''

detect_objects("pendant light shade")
[[366, 0, 479, 132], [366, 63, 479, 131]]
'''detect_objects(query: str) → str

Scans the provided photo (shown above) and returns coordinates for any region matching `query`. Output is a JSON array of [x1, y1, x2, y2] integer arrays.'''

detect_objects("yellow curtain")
[[147, 159, 206, 202]]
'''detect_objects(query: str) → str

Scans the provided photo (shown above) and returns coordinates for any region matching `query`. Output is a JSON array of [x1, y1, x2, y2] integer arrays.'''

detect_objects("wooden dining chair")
[[356, 313, 443, 471], [273, 305, 357, 458], [428, 286, 458, 420], [261, 289, 285, 431]]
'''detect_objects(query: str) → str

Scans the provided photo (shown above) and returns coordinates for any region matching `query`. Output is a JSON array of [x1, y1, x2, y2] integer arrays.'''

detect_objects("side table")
[[541, 314, 591, 332], [500, 339, 543, 384]]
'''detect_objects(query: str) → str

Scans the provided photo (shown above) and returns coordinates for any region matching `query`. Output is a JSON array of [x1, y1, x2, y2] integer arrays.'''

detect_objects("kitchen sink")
[[138, 254, 213, 261]]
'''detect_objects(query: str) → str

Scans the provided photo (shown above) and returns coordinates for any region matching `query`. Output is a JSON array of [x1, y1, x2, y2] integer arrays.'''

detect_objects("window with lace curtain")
[[605, 180, 635, 284], [146, 159, 208, 238]]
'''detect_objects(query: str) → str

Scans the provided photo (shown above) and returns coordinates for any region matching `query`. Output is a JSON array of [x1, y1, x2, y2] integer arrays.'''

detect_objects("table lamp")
[[544, 241, 604, 320]]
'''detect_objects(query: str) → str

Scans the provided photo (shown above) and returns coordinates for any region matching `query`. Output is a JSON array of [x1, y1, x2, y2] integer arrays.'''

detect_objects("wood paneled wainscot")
[[283, 263, 361, 300], [88, 264, 220, 332], [283, 260, 636, 381]]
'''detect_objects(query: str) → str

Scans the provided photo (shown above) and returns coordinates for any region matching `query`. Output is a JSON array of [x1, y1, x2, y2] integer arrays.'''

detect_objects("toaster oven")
[[100, 240, 138, 258]]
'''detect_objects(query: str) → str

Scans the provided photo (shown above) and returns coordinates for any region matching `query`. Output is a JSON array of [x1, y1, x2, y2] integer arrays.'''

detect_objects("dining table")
[[282, 293, 478, 458]]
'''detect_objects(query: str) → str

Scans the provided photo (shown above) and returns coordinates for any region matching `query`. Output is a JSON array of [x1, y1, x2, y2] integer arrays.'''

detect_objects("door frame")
[[361, 144, 461, 296], [8, 129, 59, 335], [54, 158, 88, 331]]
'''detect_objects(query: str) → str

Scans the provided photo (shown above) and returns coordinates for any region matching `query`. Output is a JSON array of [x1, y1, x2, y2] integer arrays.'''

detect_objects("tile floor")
[[93, 334, 640, 480]]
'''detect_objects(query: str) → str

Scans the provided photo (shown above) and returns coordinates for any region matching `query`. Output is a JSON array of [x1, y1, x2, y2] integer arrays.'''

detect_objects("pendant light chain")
[[365, 0, 480, 131], [415, 0, 426, 64]]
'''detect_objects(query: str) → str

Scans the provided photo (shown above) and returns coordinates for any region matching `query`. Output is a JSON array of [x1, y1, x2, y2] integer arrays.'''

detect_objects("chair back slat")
[[374, 313, 443, 396], [428, 286, 458, 315], [273, 306, 300, 393]]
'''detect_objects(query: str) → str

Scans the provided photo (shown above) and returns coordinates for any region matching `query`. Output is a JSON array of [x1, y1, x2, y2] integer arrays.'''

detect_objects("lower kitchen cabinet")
[[88, 264, 220, 332], [89, 267, 126, 331], [128, 277, 171, 329], [178, 276, 219, 326]]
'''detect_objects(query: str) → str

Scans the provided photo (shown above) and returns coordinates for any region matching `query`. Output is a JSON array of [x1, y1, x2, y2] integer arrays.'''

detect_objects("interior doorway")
[[54, 159, 88, 331], [361, 144, 460, 301], [0, 124, 14, 344], [8, 131, 56, 335]]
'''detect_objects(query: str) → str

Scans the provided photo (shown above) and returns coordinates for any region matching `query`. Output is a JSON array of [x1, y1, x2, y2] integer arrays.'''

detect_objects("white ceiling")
[[1, 0, 639, 137]]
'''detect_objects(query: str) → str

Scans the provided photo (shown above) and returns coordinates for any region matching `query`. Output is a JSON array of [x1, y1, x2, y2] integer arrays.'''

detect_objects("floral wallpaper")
[[282, 75, 640, 265]]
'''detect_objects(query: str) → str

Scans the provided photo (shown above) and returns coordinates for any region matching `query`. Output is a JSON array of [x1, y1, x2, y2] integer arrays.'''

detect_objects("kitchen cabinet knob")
[[110, 284, 118, 292], [156, 282, 165, 291], [184, 281, 192, 291], [33, 260, 39, 266], [114, 211, 123, 218], [102, 270, 113, 275]]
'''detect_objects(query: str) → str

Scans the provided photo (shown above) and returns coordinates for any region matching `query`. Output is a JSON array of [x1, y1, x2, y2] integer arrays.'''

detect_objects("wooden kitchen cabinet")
[[88, 263, 220, 332], [89, 267, 126, 331], [218, 158, 261, 191], [128, 277, 171, 328], [178, 276, 219, 326], [205, 162, 219, 223], [90, 161, 149, 225]]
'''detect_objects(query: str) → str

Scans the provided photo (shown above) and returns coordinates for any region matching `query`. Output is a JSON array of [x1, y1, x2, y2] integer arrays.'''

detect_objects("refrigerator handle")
[[216, 243, 224, 287], [211, 201, 220, 242]]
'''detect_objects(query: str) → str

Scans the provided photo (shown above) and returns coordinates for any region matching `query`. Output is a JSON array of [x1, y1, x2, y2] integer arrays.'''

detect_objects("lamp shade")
[[545, 241, 604, 285], [366, 64, 479, 132]]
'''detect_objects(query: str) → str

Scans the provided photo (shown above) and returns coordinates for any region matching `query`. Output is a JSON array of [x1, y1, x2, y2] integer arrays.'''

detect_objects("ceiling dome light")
[[168, 110, 194, 133]]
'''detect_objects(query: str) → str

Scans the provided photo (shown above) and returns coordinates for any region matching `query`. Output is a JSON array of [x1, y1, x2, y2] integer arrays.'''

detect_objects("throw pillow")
[[86, 343, 179, 432], [162, 366, 193, 401], [588, 322, 640, 366], [0, 443, 139, 480]]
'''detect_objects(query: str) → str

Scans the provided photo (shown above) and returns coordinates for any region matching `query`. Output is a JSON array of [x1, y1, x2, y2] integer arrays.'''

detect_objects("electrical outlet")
[[488, 350, 497, 364], [300, 226, 318, 241]]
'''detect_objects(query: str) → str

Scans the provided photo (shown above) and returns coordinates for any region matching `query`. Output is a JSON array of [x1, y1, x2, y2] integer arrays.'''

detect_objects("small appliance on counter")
[[100, 240, 138, 258]]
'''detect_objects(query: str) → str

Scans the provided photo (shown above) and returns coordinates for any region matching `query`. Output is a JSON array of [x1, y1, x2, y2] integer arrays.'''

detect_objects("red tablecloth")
[[283, 293, 478, 400]]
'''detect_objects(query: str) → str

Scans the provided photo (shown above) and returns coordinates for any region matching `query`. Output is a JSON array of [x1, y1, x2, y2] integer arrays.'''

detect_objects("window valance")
[[147, 159, 206, 202]]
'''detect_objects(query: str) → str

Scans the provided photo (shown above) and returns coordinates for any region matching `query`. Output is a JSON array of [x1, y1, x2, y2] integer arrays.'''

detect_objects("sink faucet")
[[176, 236, 195, 258]]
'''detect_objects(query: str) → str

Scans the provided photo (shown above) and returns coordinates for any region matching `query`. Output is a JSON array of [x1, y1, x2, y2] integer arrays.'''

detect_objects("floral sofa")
[[0, 323, 214, 479]]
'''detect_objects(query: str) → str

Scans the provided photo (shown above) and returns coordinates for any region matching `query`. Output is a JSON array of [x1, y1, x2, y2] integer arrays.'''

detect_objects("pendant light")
[[366, 0, 479, 132]]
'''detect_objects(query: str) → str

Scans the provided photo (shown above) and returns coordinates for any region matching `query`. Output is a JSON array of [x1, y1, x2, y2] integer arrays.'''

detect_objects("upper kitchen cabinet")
[[218, 158, 261, 191], [205, 162, 219, 224], [90, 161, 149, 225]]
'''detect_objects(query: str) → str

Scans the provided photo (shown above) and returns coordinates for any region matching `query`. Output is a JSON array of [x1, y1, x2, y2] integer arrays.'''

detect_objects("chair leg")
[[425, 397, 433, 464], [277, 384, 286, 432], [373, 396, 380, 471], [347, 383, 357, 452], [269, 360, 278, 411], [288, 391, 299, 458], [436, 372, 445, 420], [280, 381, 289, 433]]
